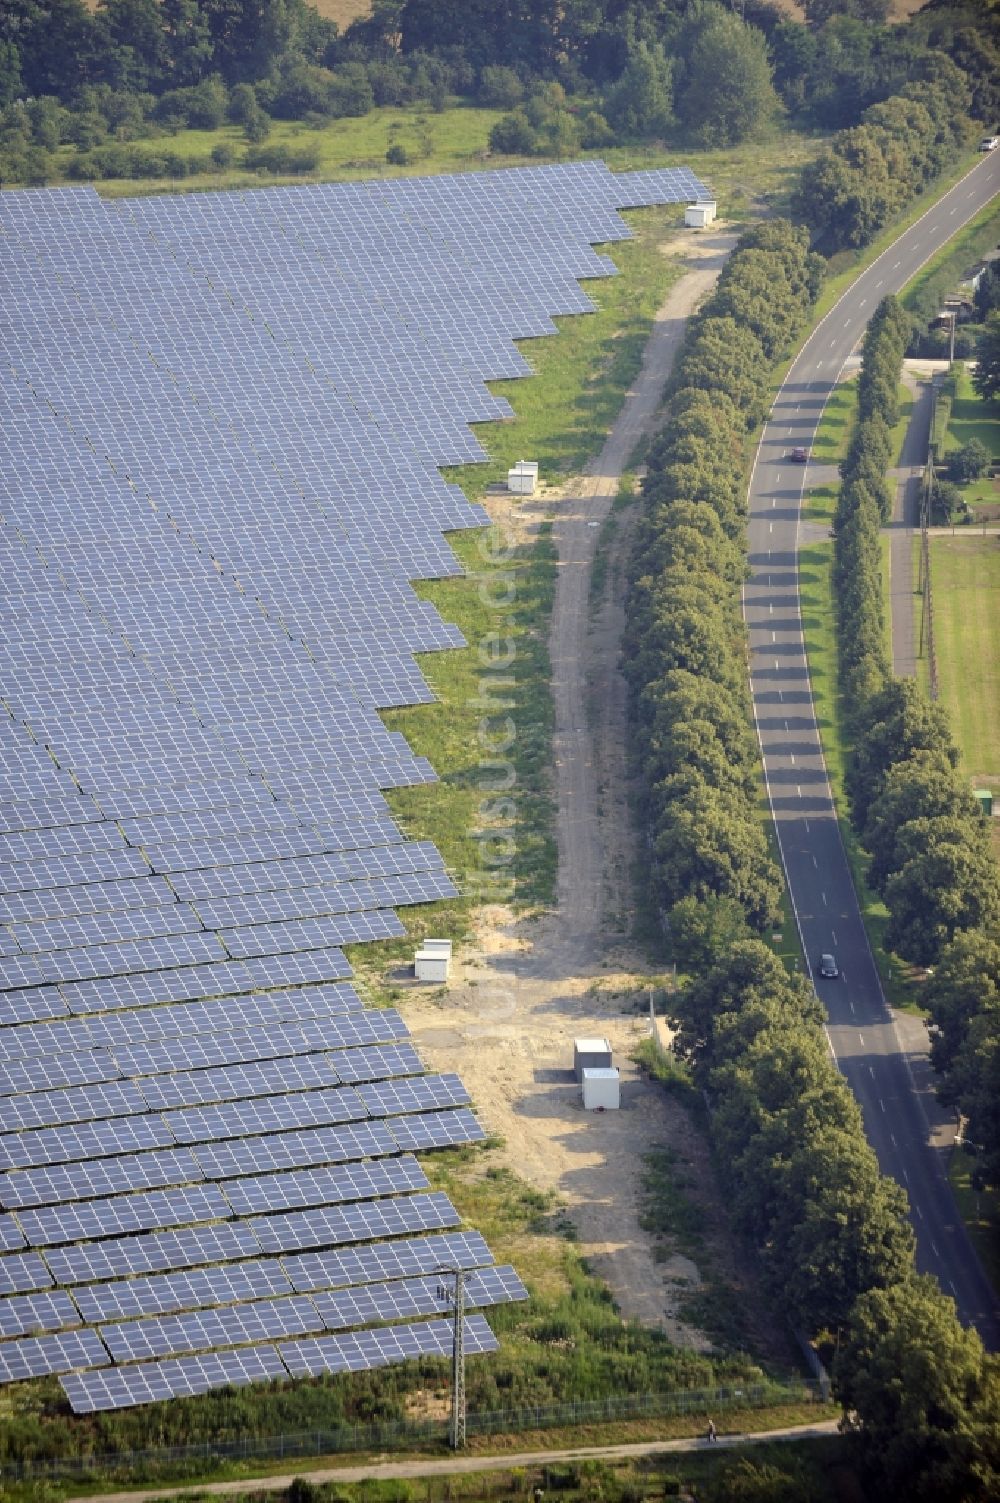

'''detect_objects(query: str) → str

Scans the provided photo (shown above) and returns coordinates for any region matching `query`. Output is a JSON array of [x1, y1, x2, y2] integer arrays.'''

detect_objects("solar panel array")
[[0, 159, 708, 1411]]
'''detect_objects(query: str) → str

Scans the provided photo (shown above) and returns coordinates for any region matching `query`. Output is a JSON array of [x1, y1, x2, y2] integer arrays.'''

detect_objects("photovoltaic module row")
[[0, 159, 709, 1407], [61, 1314, 500, 1412]]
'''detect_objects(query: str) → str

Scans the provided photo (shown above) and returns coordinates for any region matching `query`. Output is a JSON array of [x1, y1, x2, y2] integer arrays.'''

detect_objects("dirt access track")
[[401, 228, 738, 1346]]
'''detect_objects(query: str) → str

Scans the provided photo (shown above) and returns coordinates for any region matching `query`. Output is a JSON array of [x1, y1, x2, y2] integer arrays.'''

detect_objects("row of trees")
[[61, 138, 320, 180], [828, 298, 1000, 1190], [628, 227, 1000, 1494], [672, 936, 915, 1332], [1, 0, 342, 100], [668, 926, 999, 1499], [623, 221, 823, 940], [488, 9, 779, 156], [834, 301, 1000, 1133], [794, 79, 975, 252], [355, 0, 1000, 130], [3, 0, 999, 187]]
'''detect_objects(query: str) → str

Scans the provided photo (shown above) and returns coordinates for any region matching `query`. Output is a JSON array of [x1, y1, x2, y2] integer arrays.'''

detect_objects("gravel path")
[[405, 229, 739, 1339], [888, 371, 934, 678], [65, 1420, 840, 1501]]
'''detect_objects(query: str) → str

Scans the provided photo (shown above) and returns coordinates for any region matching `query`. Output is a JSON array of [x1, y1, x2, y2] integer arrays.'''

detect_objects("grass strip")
[[345, 211, 686, 1000], [948, 1146, 1000, 1295], [797, 541, 914, 1011], [811, 376, 857, 466], [890, 380, 914, 464]]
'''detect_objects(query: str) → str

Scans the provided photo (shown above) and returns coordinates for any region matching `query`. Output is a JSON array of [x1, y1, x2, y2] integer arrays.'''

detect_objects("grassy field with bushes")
[[51, 110, 822, 221]]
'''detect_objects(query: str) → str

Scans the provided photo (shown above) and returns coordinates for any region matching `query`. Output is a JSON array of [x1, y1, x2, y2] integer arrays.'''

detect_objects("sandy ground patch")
[[399, 231, 755, 1347]]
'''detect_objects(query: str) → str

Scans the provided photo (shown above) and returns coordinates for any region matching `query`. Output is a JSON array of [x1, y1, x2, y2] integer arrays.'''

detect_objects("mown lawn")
[[929, 535, 1000, 783], [943, 362, 1000, 459]]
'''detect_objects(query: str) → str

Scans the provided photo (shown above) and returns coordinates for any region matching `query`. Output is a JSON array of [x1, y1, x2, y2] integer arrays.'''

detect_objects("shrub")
[[930, 477, 966, 523], [227, 83, 259, 126], [244, 143, 320, 175], [478, 65, 524, 109], [327, 63, 375, 118], [580, 109, 615, 148], [488, 109, 538, 155], [949, 436, 990, 482]]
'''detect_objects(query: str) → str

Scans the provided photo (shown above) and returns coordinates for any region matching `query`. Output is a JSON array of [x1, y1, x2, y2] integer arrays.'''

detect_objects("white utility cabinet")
[[684, 201, 717, 228], [574, 1037, 612, 1081], [581, 1067, 620, 1110]]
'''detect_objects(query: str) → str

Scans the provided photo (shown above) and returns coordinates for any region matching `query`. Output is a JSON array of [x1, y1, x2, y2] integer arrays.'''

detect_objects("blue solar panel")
[[18, 1183, 232, 1247], [45, 1219, 263, 1284], [221, 1154, 428, 1216], [278, 1313, 498, 1378], [190, 1120, 397, 1179], [0, 1146, 203, 1209], [101, 1294, 324, 1362], [0, 1114, 176, 1172], [73, 1258, 293, 1324], [0, 1327, 108, 1381], [283, 1230, 495, 1293], [0, 1251, 53, 1295], [251, 1189, 460, 1255], [0, 1288, 79, 1337], [0, 160, 709, 1406], [312, 1264, 527, 1329]]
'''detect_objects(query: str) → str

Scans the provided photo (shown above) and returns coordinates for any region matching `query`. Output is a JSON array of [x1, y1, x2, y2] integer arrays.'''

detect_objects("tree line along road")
[[745, 149, 1000, 1350]]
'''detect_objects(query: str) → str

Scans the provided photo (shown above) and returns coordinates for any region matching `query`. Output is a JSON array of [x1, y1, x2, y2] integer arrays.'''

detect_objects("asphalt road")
[[744, 150, 1000, 1350]]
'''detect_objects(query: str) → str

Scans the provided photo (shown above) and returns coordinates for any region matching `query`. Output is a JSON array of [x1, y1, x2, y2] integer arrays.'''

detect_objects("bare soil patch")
[[402, 231, 759, 1348]]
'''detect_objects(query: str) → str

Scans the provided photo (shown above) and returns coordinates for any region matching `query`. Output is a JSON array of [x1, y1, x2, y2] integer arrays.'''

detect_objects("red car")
[[789, 446, 809, 462]]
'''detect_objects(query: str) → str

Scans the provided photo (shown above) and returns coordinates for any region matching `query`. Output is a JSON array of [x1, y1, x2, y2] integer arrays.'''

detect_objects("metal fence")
[[1, 1380, 828, 1482]]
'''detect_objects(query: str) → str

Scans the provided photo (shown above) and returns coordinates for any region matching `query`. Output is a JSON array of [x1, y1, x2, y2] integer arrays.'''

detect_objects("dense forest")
[[0, 0, 997, 221]]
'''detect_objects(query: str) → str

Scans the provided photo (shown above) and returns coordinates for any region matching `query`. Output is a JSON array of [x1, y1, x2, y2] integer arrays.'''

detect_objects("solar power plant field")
[[0, 161, 709, 1412]]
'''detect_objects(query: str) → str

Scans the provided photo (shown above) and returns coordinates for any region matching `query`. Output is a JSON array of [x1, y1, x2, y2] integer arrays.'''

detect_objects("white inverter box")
[[581, 1067, 620, 1110]]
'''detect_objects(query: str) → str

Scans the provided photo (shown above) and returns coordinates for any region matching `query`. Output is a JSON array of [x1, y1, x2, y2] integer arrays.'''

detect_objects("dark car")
[[818, 953, 839, 979], [789, 446, 809, 463]]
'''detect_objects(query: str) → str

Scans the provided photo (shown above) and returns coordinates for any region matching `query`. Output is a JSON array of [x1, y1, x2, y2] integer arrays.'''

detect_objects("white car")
[[979, 136, 999, 152]]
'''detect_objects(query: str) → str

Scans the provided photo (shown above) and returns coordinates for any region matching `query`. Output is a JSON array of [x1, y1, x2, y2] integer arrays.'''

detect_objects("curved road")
[[745, 150, 1000, 1349]]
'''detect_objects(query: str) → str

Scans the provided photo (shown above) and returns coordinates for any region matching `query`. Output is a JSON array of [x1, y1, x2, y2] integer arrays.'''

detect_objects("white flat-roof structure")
[[574, 1037, 612, 1081], [684, 201, 717, 229], [581, 1067, 620, 1110]]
